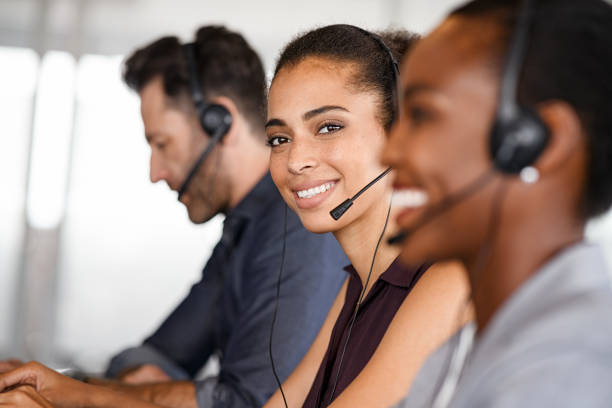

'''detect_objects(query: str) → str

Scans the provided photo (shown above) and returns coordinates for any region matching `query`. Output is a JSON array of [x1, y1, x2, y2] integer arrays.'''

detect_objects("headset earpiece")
[[489, 0, 550, 175], [176, 42, 233, 200], [183, 42, 233, 139], [491, 105, 549, 173], [198, 103, 232, 139]]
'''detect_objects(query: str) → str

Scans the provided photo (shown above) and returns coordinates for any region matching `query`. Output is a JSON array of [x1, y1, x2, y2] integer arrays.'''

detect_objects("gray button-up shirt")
[[397, 242, 612, 408]]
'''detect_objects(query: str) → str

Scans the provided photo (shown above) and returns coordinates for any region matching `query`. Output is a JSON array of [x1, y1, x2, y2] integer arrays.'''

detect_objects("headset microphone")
[[177, 126, 226, 200], [177, 42, 233, 201], [327, 26, 399, 224], [330, 167, 392, 220]]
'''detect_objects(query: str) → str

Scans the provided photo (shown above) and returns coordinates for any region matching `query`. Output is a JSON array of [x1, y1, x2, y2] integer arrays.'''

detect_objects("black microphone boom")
[[177, 126, 226, 200], [330, 167, 392, 220]]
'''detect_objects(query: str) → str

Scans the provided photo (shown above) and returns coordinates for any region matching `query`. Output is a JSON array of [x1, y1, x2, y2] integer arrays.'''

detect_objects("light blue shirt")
[[397, 242, 612, 408]]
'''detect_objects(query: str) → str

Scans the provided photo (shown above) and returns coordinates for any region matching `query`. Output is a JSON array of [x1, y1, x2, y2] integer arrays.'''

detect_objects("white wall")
[[0, 0, 466, 68]]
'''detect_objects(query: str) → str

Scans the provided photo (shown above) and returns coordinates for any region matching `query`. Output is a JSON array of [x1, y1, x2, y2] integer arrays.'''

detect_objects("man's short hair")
[[123, 25, 267, 133]]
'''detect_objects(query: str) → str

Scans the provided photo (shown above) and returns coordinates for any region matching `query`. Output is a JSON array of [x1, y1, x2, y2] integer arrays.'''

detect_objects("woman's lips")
[[292, 180, 338, 210]]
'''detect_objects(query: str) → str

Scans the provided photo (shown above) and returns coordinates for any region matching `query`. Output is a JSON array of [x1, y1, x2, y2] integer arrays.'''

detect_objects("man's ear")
[[210, 96, 241, 147], [532, 100, 585, 176]]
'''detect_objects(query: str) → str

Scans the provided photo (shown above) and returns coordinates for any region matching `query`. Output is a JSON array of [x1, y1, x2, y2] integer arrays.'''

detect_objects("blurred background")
[[1, 0, 611, 373]]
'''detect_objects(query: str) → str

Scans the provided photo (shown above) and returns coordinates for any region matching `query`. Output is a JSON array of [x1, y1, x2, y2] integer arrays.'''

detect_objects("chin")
[[398, 249, 428, 268], [186, 206, 214, 224], [296, 211, 338, 234], [396, 232, 440, 266], [187, 213, 206, 224], [398, 230, 462, 268]]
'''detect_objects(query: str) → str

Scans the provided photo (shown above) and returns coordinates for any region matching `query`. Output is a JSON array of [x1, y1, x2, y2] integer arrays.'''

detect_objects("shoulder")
[[490, 274, 612, 365], [238, 193, 347, 289], [245, 192, 348, 270], [455, 274, 612, 407], [458, 348, 612, 408]]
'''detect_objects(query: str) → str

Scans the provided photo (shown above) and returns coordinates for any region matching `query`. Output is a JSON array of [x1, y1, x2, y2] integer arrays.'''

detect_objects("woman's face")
[[382, 17, 505, 265], [267, 57, 390, 234]]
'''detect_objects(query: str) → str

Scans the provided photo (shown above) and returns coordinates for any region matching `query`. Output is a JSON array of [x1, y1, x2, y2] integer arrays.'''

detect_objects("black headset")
[[428, 1, 549, 406], [389, 0, 550, 246], [325, 26, 400, 406], [490, 0, 549, 174], [177, 42, 233, 199], [329, 26, 398, 221], [270, 27, 402, 408], [349, 25, 401, 125], [349, 7, 549, 182]]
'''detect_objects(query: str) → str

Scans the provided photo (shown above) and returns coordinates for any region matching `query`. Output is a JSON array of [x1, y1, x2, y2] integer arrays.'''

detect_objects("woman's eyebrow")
[[303, 105, 348, 121], [265, 106, 348, 129], [265, 118, 286, 129]]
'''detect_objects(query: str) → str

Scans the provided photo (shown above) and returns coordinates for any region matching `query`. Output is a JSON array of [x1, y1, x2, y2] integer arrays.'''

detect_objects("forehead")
[[268, 57, 374, 109], [401, 16, 503, 93], [271, 57, 357, 93]]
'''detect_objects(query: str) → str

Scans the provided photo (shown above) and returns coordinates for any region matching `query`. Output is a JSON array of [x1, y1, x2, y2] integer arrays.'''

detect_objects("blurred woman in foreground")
[[384, 0, 612, 406]]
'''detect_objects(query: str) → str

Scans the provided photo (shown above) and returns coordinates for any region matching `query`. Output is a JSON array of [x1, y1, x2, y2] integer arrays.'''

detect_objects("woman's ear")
[[533, 100, 585, 176]]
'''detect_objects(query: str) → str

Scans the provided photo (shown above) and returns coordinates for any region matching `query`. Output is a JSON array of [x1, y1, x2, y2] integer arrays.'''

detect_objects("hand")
[[118, 364, 171, 385], [0, 385, 55, 407], [0, 360, 23, 374], [0, 361, 93, 408]]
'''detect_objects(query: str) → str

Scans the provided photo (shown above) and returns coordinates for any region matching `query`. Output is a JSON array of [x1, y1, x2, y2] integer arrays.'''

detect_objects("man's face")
[[139, 76, 229, 223]]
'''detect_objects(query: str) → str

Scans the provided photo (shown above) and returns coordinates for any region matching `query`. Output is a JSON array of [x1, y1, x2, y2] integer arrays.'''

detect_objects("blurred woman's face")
[[382, 17, 505, 266], [267, 57, 390, 234]]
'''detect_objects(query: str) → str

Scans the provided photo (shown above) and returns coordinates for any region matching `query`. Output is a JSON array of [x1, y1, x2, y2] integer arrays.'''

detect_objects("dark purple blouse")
[[303, 258, 429, 408]]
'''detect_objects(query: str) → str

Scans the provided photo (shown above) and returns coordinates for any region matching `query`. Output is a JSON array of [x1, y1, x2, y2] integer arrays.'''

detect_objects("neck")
[[334, 191, 401, 290], [467, 205, 584, 332]]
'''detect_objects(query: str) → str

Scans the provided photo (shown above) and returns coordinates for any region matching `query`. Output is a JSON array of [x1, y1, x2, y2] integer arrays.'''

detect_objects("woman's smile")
[[291, 179, 339, 210]]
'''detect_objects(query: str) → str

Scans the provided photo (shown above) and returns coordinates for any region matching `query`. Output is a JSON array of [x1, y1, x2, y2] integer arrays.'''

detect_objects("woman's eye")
[[318, 123, 343, 134], [267, 136, 289, 147]]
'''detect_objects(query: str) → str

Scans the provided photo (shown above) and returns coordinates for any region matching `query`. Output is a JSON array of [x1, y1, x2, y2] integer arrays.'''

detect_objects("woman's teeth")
[[392, 189, 429, 208], [297, 182, 335, 199]]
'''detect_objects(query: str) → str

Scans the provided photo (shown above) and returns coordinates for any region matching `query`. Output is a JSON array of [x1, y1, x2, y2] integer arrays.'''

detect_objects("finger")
[[0, 386, 55, 407], [0, 363, 41, 392], [17, 386, 55, 407]]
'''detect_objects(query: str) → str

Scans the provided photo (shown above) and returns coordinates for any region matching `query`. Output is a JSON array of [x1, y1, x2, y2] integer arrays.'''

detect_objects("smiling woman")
[[263, 25, 471, 408], [385, 0, 612, 406]]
